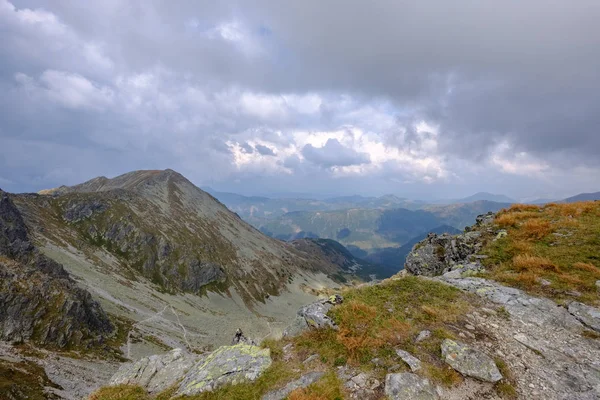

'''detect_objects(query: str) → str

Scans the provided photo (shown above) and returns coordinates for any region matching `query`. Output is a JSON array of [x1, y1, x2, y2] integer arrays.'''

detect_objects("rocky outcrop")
[[283, 296, 343, 337], [404, 230, 484, 276], [176, 343, 271, 396], [384, 373, 439, 400], [404, 212, 496, 276], [441, 339, 502, 382], [262, 371, 325, 400], [0, 190, 113, 348], [109, 348, 198, 393]]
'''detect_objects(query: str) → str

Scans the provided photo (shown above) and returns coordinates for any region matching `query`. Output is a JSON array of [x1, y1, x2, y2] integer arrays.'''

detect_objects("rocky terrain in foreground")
[[91, 202, 600, 399]]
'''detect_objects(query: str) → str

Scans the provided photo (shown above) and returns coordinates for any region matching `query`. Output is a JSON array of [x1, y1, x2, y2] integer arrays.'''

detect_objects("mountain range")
[[5, 170, 372, 358]]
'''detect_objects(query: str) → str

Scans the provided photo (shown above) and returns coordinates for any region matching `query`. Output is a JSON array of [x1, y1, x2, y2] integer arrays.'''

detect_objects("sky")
[[1, 0, 599, 200]]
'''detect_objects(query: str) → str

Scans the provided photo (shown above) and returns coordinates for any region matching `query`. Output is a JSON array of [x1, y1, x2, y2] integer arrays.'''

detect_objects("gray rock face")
[[0, 190, 113, 348], [441, 339, 502, 382], [176, 344, 271, 396], [442, 277, 583, 330], [384, 373, 439, 400], [395, 349, 422, 372], [261, 371, 324, 400], [283, 300, 337, 337], [109, 348, 198, 393], [405, 231, 483, 276], [568, 302, 600, 332]]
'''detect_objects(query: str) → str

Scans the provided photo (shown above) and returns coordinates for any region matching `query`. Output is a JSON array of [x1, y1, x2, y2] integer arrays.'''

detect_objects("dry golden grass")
[[520, 219, 553, 240], [508, 203, 541, 213], [484, 201, 600, 305], [512, 255, 559, 273], [495, 213, 519, 228]]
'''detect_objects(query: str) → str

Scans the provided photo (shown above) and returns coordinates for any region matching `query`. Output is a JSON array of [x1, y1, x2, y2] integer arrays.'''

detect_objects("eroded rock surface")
[[385, 372, 439, 400], [176, 343, 271, 396], [109, 348, 198, 393], [441, 339, 502, 382]]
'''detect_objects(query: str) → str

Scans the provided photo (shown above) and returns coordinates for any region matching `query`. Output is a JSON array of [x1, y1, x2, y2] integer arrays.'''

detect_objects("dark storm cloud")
[[302, 139, 370, 168], [1, 0, 599, 198]]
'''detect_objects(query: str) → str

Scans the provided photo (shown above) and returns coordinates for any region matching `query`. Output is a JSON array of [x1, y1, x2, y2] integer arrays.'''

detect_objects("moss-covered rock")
[[176, 343, 272, 396]]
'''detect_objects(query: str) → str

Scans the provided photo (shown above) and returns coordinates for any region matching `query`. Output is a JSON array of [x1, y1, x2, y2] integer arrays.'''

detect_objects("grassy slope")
[[90, 203, 600, 400], [482, 201, 600, 305], [90, 276, 516, 399]]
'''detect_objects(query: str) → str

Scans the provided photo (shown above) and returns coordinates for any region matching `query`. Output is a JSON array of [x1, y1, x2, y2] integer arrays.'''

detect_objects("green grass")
[[292, 276, 475, 387], [89, 385, 150, 400], [482, 201, 600, 305]]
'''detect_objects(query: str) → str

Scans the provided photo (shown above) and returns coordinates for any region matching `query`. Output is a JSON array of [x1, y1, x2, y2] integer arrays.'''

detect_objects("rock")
[[441, 339, 502, 382], [176, 344, 271, 396], [538, 278, 552, 286], [282, 316, 309, 337], [415, 330, 431, 343], [261, 371, 324, 400], [395, 349, 421, 372], [326, 294, 344, 305], [495, 230, 508, 240], [441, 277, 583, 331], [405, 230, 483, 276], [567, 290, 583, 298], [568, 302, 600, 332], [109, 348, 197, 393], [384, 373, 439, 400], [303, 354, 319, 364], [283, 300, 337, 337], [0, 190, 113, 348]]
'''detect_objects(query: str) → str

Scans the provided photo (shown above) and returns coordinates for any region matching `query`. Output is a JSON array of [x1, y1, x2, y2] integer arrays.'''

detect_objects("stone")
[[262, 371, 324, 400], [283, 300, 337, 337], [303, 354, 319, 364], [405, 230, 483, 276], [109, 348, 198, 393], [282, 316, 309, 337], [568, 302, 600, 332], [415, 330, 431, 343], [495, 230, 508, 239], [384, 373, 438, 400], [395, 349, 422, 372], [441, 339, 502, 382], [176, 344, 271, 396]]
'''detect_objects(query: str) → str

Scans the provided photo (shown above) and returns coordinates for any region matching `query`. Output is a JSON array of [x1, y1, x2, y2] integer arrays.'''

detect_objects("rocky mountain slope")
[[0, 189, 113, 349], [91, 201, 600, 399], [18, 170, 355, 302]]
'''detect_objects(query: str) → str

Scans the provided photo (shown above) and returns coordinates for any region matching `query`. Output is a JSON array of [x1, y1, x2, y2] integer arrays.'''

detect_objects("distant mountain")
[[258, 200, 509, 252], [205, 190, 425, 224], [430, 192, 515, 204], [526, 198, 557, 205], [289, 238, 396, 280], [364, 225, 462, 272], [423, 200, 510, 229], [563, 192, 600, 203]]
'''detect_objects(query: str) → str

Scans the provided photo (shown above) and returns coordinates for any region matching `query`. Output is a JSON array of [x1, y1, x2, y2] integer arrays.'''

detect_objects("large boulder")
[[283, 299, 339, 337], [109, 348, 198, 393], [176, 343, 271, 396], [384, 373, 439, 400], [441, 339, 502, 382]]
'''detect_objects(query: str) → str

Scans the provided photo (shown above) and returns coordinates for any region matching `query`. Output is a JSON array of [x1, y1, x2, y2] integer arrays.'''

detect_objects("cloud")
[[0, 0, 598, 199], [302, 138, 370, 168], [255, 144, 276, 156]]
